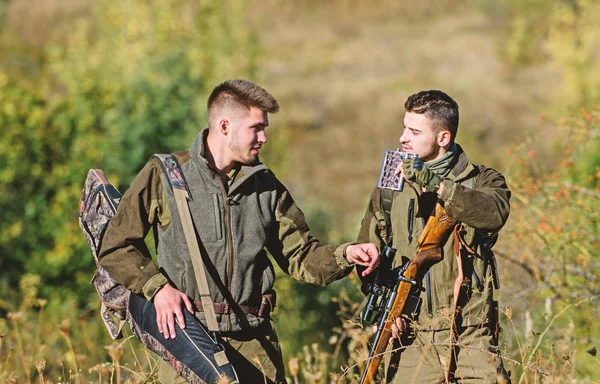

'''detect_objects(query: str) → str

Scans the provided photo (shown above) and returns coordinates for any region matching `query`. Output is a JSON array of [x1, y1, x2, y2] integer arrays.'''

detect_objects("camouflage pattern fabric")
[[79, 169, 129, 338], [79, 169, 204, 383]]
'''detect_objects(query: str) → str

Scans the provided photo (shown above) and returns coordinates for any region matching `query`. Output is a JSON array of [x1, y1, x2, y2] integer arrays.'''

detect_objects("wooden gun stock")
[[360, 203, 456, 384]]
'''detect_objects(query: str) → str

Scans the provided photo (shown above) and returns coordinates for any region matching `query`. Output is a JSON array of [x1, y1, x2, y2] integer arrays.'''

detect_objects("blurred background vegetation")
[[0, 0, 598, 382]]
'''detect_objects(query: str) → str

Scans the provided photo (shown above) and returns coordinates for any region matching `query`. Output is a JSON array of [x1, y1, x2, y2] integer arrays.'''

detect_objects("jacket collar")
[[447, 144, 478, 182], [190, 128, 268, 194]]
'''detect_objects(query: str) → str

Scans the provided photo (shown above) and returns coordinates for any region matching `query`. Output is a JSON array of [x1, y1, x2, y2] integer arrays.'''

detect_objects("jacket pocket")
[[213, 194, 223, 241], [187, 192, 224, 243]]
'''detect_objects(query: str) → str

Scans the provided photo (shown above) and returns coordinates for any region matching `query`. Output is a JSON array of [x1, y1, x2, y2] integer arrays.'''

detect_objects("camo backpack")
[[79, 169, 129, 339], [79, 167, 214, 383]]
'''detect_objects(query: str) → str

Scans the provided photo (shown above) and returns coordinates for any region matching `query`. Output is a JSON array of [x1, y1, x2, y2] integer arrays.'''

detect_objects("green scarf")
[[425, 142, 457, 178]]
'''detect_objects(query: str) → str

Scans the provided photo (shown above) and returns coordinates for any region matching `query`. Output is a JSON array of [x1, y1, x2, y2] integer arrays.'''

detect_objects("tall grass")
[[0, 291, 158, 383]]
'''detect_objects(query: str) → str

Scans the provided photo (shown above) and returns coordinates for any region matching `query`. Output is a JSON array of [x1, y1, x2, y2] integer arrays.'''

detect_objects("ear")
[[218, 118, 229, 135], [437, 130, 452, 147]]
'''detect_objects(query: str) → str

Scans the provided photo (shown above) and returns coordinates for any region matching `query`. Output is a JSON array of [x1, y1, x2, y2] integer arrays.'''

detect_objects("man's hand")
[[397, 157, 442, 193], [153, 283, 195, 339], [371, 317, 407, 342], [346, 243, 379, 276]]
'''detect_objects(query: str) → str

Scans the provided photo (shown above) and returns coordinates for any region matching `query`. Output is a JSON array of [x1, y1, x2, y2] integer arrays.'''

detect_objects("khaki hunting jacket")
[[99, 129, 354, 332], [358, 145, 511, 330]]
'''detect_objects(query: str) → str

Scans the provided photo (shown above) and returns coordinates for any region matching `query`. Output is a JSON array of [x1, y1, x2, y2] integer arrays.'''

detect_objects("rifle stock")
[[360, 203, 456, 384]]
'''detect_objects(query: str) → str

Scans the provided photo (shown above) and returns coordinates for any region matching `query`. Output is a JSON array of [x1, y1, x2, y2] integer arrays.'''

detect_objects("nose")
[[399, 129, 408, 144], [258, 130, 267, 144]]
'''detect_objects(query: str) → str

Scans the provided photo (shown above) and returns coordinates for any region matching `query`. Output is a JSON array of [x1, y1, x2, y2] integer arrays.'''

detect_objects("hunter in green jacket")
[[99, 79, 379, 383], [358, 90, 511, 383]]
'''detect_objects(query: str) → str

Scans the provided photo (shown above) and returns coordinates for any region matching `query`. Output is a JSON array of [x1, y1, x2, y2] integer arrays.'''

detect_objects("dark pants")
[[128, 293, 238, 383]]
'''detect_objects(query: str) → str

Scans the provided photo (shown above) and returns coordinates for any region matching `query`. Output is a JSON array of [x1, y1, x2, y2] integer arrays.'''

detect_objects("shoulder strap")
[[380, 188, 395, 246], [153, 154, 220, 332]]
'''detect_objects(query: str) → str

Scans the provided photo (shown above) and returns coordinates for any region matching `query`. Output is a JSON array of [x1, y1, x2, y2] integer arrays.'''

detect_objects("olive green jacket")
[[358, 145, 511, 329], [99, 129, 354, 332]]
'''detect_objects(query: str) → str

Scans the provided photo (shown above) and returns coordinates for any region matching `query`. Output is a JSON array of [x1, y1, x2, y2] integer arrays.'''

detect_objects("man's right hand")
[[346, 243, 380, 276], [372, 317, 407, 342], [153, 283, 195, 339]]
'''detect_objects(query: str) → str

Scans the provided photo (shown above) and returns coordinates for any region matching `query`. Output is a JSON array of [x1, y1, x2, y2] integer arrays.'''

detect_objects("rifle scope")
[[362, 246, 396, 323]]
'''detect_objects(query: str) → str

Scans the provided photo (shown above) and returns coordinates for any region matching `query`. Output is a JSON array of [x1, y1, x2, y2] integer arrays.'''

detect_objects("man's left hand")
[[346, 243, 379, 276], [400, 157, 442, 193]]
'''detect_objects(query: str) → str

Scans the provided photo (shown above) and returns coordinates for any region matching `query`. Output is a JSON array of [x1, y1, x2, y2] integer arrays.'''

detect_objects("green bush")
[[0, 0, 260, 302]]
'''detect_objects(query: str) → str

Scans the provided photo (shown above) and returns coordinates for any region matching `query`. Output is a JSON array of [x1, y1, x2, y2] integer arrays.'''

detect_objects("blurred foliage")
[[497, 105, 600, 381], [501, 0, 600, 107], [0, 0, 260, 301]]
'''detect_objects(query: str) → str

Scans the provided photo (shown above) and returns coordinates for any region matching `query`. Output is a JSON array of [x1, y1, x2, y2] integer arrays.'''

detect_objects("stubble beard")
[[229, 131, 258, 165], [420, 142, 441, 162]]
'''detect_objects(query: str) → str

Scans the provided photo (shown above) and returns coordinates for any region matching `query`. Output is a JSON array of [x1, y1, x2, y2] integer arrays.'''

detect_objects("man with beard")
[[99, 79, 379, 383], [358, 90, 512, 383]]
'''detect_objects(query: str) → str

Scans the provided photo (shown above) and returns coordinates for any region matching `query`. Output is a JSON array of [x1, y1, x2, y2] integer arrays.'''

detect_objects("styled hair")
[[404, 90, 459, 141], [207, 79, 279, 126]]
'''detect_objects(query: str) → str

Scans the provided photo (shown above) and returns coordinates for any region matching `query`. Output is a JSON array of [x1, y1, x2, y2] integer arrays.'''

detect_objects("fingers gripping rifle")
[[360, 203, 457, 384]]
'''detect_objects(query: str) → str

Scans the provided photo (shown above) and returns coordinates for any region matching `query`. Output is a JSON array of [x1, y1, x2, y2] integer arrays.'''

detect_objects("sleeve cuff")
[[334, 242, 359, 269], [142, 273, 169, 301]]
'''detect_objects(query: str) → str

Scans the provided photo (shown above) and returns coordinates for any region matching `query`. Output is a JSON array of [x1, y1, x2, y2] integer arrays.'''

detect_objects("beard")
[[420, 142, 442, 162], [229, 131, 259, 165]]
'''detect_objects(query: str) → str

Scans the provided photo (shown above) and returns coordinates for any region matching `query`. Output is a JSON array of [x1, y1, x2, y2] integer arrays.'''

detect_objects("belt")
[[194, 301, 259, 315], [194, 292, 275, 318]]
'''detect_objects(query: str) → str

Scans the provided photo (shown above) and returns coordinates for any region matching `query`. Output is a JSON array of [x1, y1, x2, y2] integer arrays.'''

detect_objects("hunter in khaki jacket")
[[100, 129, 359, 332], [358, 90, 511, 384], [359, 146, 510, 330], [98, 80, 379, 384]]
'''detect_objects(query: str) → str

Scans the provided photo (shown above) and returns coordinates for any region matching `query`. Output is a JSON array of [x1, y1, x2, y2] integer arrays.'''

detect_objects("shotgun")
[[360, 203, 456, 384]]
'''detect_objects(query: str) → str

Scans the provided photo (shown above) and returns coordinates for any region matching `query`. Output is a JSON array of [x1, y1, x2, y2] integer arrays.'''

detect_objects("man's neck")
[[205, 131, 236, 176], [426, 142, 457, 175]]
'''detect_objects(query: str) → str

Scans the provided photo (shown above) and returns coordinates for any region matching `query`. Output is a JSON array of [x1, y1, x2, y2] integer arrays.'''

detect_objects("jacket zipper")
[[217, 178, 234, 331]]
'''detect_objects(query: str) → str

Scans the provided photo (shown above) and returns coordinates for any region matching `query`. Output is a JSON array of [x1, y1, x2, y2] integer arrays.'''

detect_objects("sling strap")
[[380, 188, 395, 246], [153, 154, 220, 333]]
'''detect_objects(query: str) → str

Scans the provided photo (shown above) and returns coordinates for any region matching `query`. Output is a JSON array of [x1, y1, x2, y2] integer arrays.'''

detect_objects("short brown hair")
[[405, 90, 459, 141], [207, 79, 279, 126]]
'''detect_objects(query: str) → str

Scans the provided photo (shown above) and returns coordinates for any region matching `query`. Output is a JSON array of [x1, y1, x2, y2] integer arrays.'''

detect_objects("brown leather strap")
[[454, 223, 477, 254], [452, 224, 465, 308], [447, 224, 465, 383], [259, 293, 275, 318], [194, 295, 276, 319], [195, 301, 261, 315]]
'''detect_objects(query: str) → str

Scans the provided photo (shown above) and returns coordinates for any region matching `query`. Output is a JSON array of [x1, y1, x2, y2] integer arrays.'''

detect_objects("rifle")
[[360, 203, 457, 384]]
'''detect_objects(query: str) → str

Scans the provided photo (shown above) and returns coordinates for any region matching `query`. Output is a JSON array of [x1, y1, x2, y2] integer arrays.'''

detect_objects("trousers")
[[129, 293, 286, 383]]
